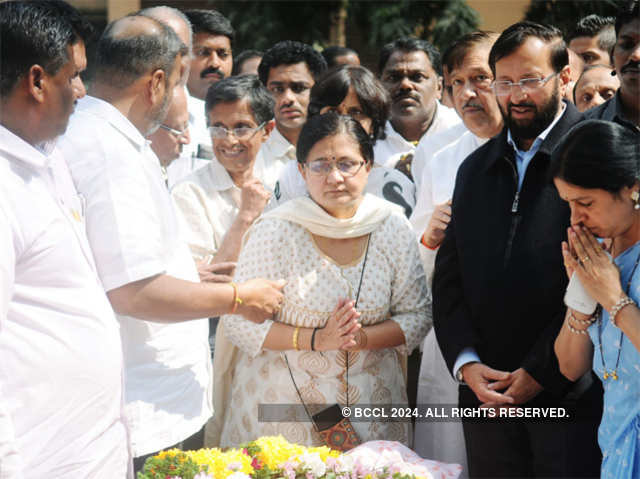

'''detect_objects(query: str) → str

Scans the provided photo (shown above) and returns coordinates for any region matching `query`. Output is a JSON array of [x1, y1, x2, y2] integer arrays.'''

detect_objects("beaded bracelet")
[[567, 317, 590, 335], [568, 310, 597, 326], [608, 295, 635, 327]]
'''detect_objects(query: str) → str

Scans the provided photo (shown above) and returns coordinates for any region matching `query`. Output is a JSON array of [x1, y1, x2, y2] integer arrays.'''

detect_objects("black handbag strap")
[[284, 232, 371, 419]]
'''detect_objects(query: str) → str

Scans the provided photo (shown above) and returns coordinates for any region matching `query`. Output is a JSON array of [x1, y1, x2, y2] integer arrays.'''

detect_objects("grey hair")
[[94, 15, 186, 89], [139, 6, 192, 53]]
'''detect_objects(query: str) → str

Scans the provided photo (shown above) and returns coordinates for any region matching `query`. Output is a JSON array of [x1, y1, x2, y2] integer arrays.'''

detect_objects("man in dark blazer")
[[433, 22, 602, 478]]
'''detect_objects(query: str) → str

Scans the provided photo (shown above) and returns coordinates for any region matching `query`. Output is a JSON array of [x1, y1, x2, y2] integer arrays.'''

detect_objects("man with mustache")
[[585, 0, 640, 130], [433, 22, 602, 478], [258, 40, 327, 181], [375, 38, 460, 177], [57, 15, 285, 473], [183, 9, 234, 171]]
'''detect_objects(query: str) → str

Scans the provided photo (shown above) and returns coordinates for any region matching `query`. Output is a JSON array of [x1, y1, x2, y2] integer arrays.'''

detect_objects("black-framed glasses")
[[305, 158, 366, 177], [491, 72, 558, 97], [208, 122, 265, 140], [159, 124, 188, 138]]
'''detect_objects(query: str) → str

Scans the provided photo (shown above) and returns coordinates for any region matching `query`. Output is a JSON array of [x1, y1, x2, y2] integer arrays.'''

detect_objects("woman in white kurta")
[[216, 113, 430, 448]]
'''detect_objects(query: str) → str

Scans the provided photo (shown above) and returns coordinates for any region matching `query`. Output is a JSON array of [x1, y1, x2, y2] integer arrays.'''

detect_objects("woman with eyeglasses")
[[272, 64, 416, 218], [214, 113, 429, 448]]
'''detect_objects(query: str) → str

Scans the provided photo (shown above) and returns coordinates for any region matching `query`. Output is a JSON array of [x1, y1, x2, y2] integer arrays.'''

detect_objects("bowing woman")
[[553, 120, 640, 479]]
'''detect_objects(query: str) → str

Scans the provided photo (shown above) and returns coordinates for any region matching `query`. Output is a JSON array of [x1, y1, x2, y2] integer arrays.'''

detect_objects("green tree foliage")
[[216, 1, 479, 56], [524, 0, 626, 36], [351, 0, 479, 53]]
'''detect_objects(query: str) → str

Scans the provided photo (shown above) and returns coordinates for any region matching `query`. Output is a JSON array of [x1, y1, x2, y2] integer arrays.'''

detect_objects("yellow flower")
[[252, 436, 307, 469], [186, 448, 254, 479]]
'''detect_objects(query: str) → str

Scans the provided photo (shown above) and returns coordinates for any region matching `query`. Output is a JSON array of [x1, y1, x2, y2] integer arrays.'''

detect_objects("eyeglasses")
[[159, 124, 189, 138], [208, 122, 265, 140], [492, 72, 558, 97], [305, 158, 366, 177]]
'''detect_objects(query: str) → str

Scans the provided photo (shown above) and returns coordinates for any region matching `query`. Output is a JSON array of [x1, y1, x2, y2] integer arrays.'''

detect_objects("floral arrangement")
[[137, 436, 432, 479]]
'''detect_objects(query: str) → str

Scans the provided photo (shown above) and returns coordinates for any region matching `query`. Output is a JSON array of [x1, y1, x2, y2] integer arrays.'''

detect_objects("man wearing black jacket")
[[433, 22, 602, 478]]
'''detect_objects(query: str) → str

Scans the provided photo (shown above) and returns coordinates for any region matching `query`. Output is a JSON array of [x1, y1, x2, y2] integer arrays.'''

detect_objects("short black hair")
[[0, 0, 93, 97], [95, 15, 185, 89], [550, 119, 640, 194], [489, 21, 567, 75], [322, 46, 359, 68], [258, 41, 328, 85], [297, 113, 374, 166], [378, 38, 442, 76], [308, 65, 390, 142], [232, 50, 263, 76], [615, 0, 639, 37], [442, 31, 497, 75], [205, 74, 274, 125], [184, 9, 234, 44], [569, 15, 616, 54]]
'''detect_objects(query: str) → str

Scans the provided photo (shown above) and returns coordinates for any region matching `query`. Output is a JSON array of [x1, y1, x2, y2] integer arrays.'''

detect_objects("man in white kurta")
[[60, 95, 213, 458], [373, 102, 461, 169], [0, 2, 130, 476], [411, 121, 467, 192], [0, 127, 130, 478]]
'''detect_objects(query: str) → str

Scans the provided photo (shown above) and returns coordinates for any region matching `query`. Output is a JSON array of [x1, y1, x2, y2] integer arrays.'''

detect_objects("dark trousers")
[[133, 425, 205, 474], [459, 384, 602, 478]]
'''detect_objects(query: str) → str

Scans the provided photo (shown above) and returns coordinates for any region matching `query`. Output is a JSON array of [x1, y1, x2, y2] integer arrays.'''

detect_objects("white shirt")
[[166, 90, 213, 187], [410, 130, 487, 283], [373, 102, 461, 168], [259, 126, 297, 182], [0, 125, 130, 478], [59, 96, 213, 457], [171, 154, 279, 260], [269, 160, 416, 217], [412, 122, 467, 192]]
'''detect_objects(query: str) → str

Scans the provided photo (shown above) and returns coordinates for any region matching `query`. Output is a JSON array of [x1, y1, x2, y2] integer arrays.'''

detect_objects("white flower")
[[335, 454, 355, 474], [299, 452, 326, 477], [226, 472, 251, 479]]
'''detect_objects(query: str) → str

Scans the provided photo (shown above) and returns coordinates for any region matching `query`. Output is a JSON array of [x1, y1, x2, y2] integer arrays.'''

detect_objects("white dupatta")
[[205, 194, 402, 446]]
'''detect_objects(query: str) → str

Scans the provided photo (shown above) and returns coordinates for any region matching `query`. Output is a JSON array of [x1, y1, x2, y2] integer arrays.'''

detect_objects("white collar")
[[77, 96, 148, 151], [266, 127, 296, 159], [0, 125, 50, 169], [203, 159, 236, 192]]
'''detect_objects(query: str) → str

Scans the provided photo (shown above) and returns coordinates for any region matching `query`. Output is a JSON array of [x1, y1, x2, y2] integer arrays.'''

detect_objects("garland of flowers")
[[137, 436, 428, 479]]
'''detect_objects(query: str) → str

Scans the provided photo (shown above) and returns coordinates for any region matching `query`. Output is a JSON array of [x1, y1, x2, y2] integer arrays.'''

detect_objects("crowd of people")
[[0, 0, 638, 478]]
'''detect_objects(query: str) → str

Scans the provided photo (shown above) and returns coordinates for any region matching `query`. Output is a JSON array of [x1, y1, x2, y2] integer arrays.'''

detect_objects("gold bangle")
[[229, 282, 243, 314], [292, 327, 300, 351]]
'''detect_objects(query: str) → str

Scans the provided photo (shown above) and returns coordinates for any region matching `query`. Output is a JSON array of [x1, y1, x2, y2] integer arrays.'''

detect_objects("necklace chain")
[[597, 247, 640, 380]]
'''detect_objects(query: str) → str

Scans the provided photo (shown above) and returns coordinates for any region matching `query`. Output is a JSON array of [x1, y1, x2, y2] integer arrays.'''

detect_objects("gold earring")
[[632, 190, 640, 210]]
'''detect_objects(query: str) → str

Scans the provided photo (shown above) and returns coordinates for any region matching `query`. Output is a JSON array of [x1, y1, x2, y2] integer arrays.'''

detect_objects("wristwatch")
[[456, 367, 465, 384]]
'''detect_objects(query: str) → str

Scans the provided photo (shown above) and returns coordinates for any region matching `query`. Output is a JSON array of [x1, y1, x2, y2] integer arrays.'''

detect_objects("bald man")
[[58, 15, 284, 471]]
